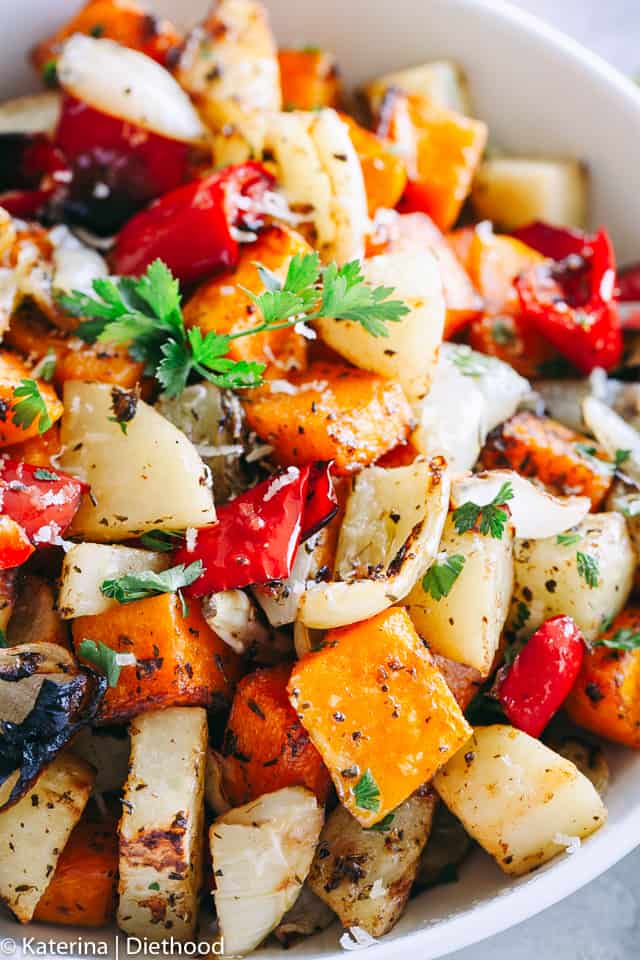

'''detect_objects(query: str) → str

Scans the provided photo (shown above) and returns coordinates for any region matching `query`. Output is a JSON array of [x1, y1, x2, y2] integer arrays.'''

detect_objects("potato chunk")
[[117, 707, 207, 940], [509, 512, 635, 643], [0, 752, 94, 922], [434, 725, 607, 876], [210, 787, 323, 956], [59, 382, 215, 540], [308, 789, 436, 936]]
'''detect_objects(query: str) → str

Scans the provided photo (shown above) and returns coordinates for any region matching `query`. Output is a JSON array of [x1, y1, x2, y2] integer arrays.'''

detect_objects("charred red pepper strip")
[[0, 133, 69, 218], [301, 461, 338, 541], [514, 225, 622, 374], [512, 221, 590, 261], [497, 615, 585, 737], [0, 459, 88, 546], [54, 95, 192, 235], [111, 162, 275, 283], [175, 462, 336, 596], [0, 515, 35, 570]]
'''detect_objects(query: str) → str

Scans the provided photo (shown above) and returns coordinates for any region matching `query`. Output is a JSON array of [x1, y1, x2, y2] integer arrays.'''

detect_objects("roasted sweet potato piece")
[[6, 311, 143, 390], [7, 574, 69, 649], [398, 99, 487, 231], [468, 312, 560, 380], [31, 0, 182, 76], [288, 608, 471, 827], [221, 663, 332, 806], [73, 593, 241, 723], [480, 411, 613, 508], [33, 803, 118, 928], [183, 225, 310, 372], [278, 48, 340, 110], [566, 608, 640, 747], [4, 425, 61, 468], [243, 362, 413, 474], [340, 114, 407, 217], [0, 351, 63, 446]]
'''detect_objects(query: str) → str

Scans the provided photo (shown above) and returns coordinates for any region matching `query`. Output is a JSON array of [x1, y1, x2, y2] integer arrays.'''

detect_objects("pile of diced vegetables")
[[2, 0, 640, 954]]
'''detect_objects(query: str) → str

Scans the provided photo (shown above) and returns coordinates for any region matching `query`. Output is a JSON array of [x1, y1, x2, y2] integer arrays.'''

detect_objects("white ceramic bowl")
[[2, 2, 640, 958]]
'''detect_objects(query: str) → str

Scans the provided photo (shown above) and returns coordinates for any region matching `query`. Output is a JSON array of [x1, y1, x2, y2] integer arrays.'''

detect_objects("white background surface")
[[451, 10, 640, 960]]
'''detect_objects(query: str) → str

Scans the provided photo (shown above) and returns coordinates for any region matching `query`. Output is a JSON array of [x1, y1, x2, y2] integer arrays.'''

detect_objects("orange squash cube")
[[278, 48, 340, 111], [340, 114, 407, 217], [221, 663, 332, 807], [480, 411, 614, 509], [31, 0, 182, 75], [33, 804, 118, 928], [566, 608, 640, 748], [73, 593, 241, 723], [183, 225, 310, 373], [288, 608, 471, 827], [242, 362, 413, 474], [398, 99, 487, 231], [0, 351, 63, 446]]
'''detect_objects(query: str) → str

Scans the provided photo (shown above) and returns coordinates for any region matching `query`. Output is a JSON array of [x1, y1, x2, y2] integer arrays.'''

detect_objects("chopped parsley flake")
[[353, 769, 381, 813]]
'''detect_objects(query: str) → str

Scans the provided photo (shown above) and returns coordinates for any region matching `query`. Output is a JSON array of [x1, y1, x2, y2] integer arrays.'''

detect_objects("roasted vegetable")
[[118, 707, 207, 940], [33, 802, 118, 927], [220, 663, 331, 807], [565, 607, 640, 748], [367, 60, 472, 116], [243, 363, 413, 475], [73, 593, 240, 723], [480, 411, 614, 509], [59, 543, 169, 619], [434, 725, 607, 876], [278, 48, 340, 111], [59, 382, 216, 541], [472, 157, 588, 232], [317, 250, 444, 402], [202, 590, 271, 656], [414, 803, 472, 888], [299, 458, 450, 629], [289, 607, 471, 827], [6, 574, 68, 648], [273, 885, 336, 947], [509, 512, 635, 643], [0, 351, 63, 447], [406, 511, 513, 676], [210, 786, 323, 956], [308, 787, 436, 936], [340, 113, 407, 216], [0, 751, 95, 922], [546, 737, 609, 798]]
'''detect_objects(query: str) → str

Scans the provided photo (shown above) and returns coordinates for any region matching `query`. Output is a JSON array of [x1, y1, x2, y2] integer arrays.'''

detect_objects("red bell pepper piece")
[[0, 459, 87, 545], [0, 132, 69, 218], [175, 462, 336, 596], [514, 224, 622, 374], [53, 95, 192, 235], [497, 615, 585, 737], [0, 515, 35, 570], [111, 161, 275, 283]]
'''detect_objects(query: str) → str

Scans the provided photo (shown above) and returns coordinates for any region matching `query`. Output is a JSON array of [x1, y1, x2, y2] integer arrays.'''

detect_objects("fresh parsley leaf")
[[32, 349, 57, 383], [596, 627, 640, 651], [490, 319, 516, 346], [33, 468, 60, 481], [365, 812, 395, 832], [148, 881, 161, 892], [576, 551, 599, 589], [139, 530, 185, 552], [422, 554, 465, 600], [615, 449, 632, 469], [452, 481, 514, 540], [78, 639, 121, 688], [353, 769, 381, 812], [42, 58, 58, 87], [574, 442, 598, 459], [512, 600, 530, 633], [556, 531, 582, 546], [318, 260, 409, 337], [450, 345, 491, 378], [600, 613, 615, 632], [100, 561, 204, 604], [11, 379, 52, 435]]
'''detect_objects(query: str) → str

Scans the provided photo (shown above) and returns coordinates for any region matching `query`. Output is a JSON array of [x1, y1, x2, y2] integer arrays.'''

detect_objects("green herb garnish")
[[78, 639, 121, 688], [576, 551, 599, 589], [512, 600, 530, 633], [11, 379, 52, 435], [100, 561, 204, 604], [452, 481, 514, 540], [450, 345, 491, 378], [139, 530, 186, 553], [353, 769, 381, 813], [365, 812, 395, 832], [556, 531, 581, 547], [33, 468, 60, 482], [59, 257, 408, 399], [596, 627, 640, 651], [421, 554, 465, 601]]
